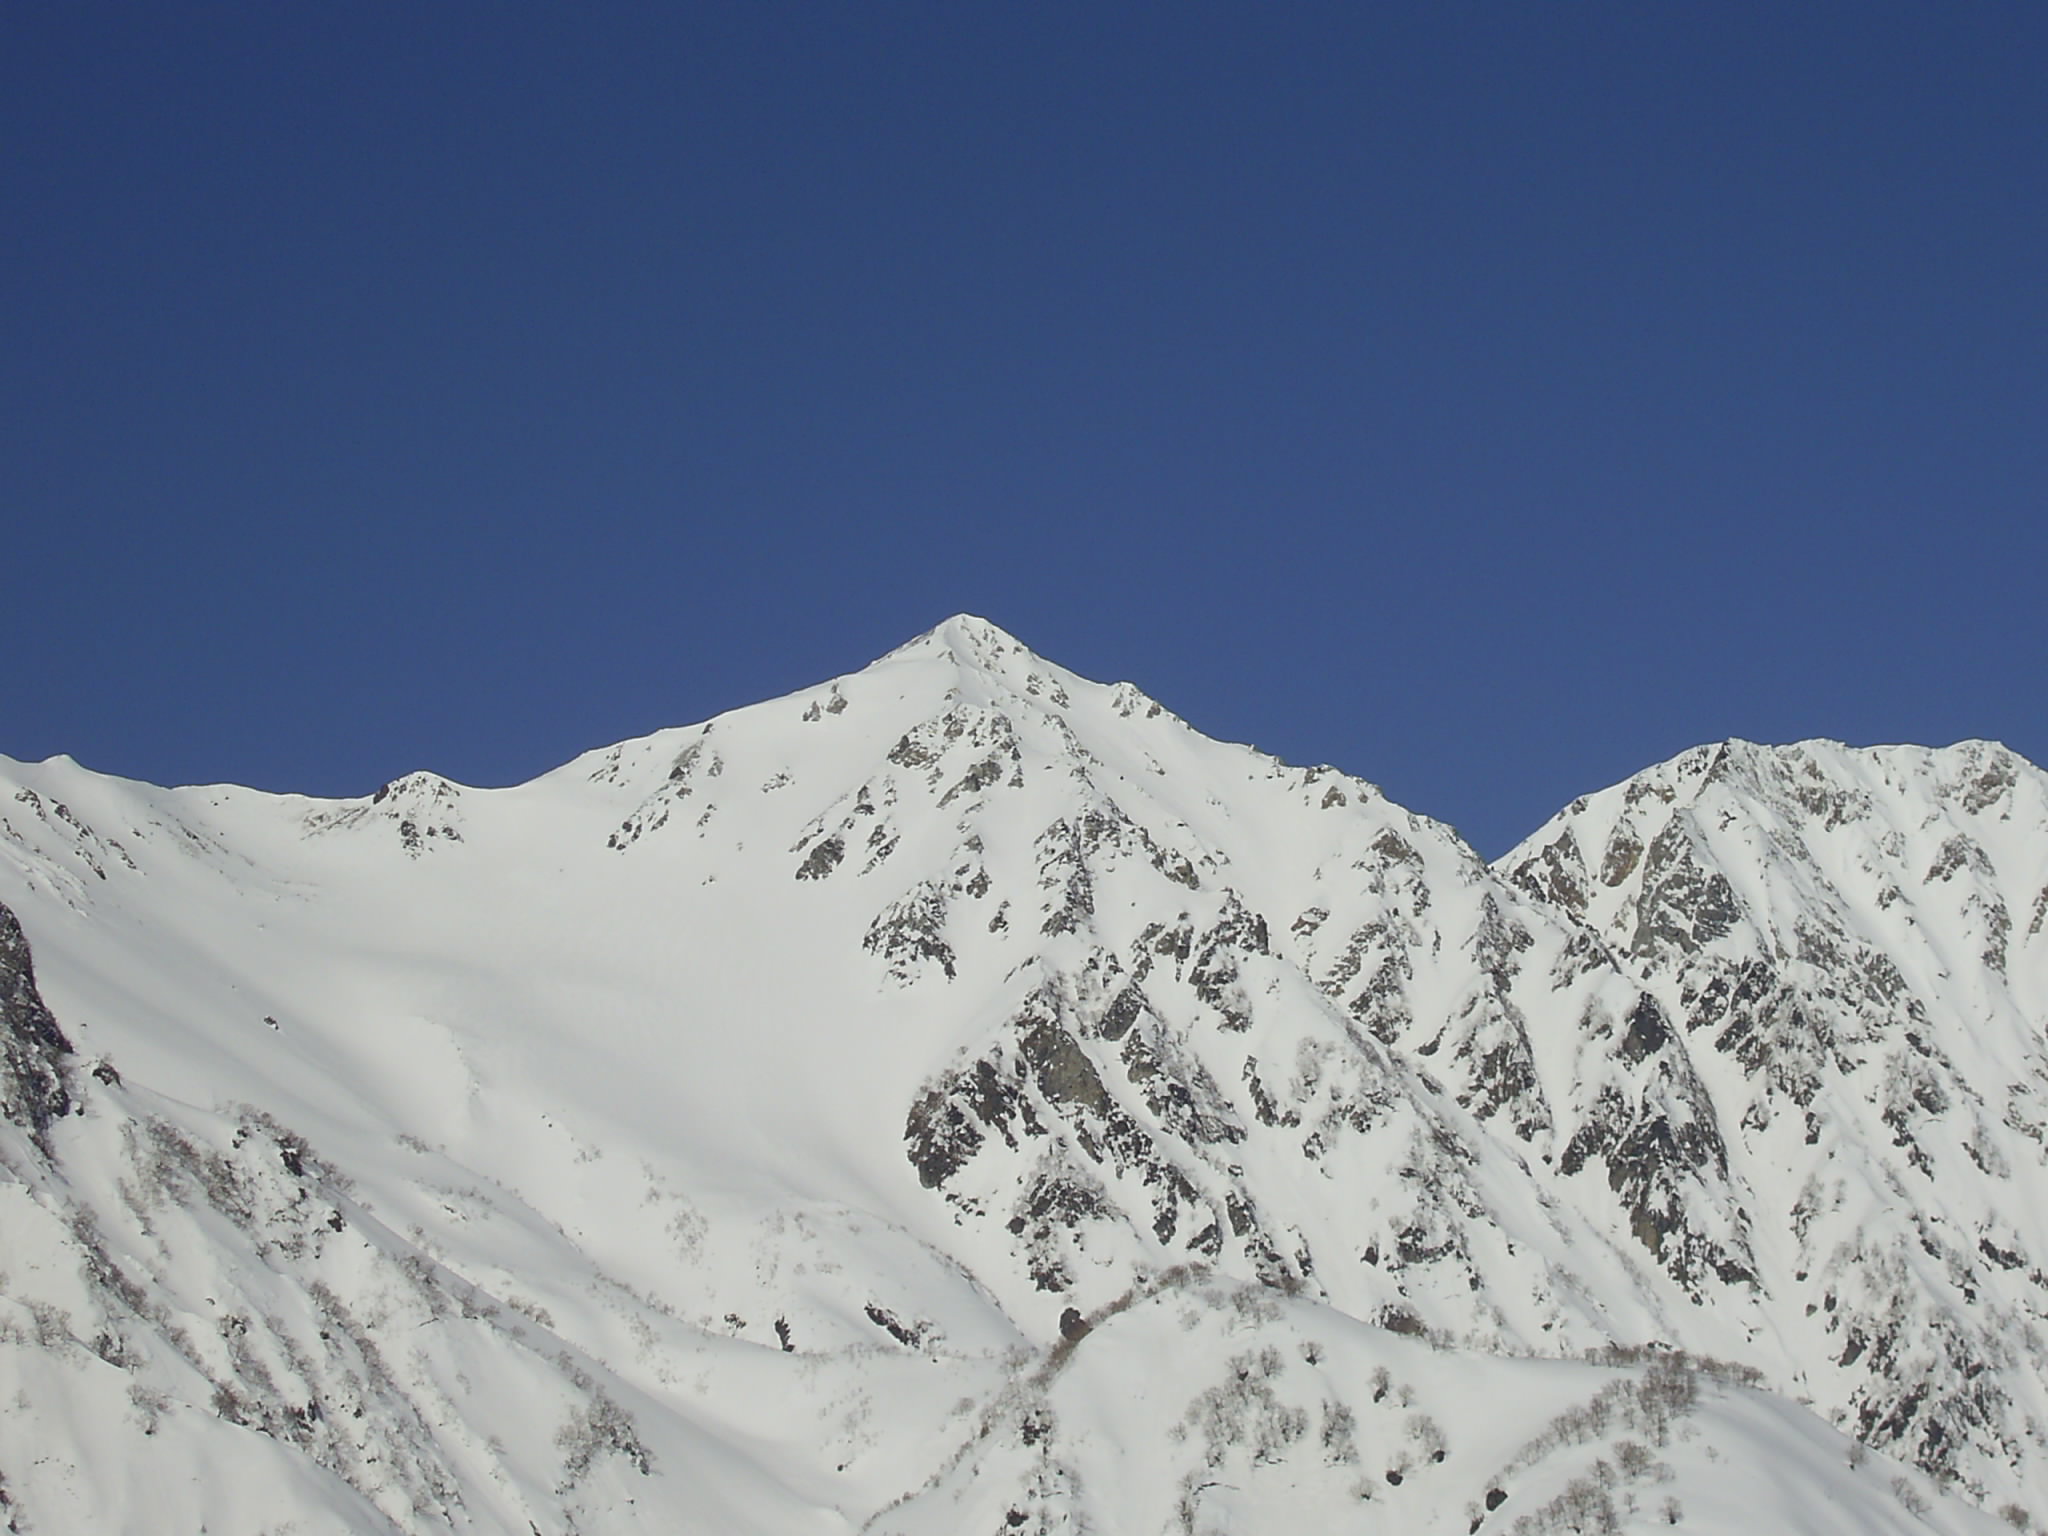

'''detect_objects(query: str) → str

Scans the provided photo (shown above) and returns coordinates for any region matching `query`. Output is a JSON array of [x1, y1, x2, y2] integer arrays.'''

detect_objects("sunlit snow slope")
[[0, 616, 2037, 1533]]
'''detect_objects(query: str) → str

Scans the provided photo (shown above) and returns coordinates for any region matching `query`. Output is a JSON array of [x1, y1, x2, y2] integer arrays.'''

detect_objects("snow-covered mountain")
[[0, 615, 2039, 1534]]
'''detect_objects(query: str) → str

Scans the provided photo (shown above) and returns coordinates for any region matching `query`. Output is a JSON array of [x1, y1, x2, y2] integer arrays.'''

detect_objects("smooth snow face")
[[0, 615, 2039, 1533]]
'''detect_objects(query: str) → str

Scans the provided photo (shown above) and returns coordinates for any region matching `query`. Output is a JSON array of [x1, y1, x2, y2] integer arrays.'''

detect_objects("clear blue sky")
[[5, 4, 2043, 855]]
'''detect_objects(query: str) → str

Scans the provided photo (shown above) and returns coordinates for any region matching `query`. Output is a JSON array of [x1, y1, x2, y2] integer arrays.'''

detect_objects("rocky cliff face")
[[0, 618, 2035, 1533], [0, 899, 73, 1154]]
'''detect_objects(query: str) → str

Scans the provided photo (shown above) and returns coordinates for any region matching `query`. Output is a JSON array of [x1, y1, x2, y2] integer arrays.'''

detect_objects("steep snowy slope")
[[1505, 739, 2048, 1509], [0, 617, 2033, 1532]]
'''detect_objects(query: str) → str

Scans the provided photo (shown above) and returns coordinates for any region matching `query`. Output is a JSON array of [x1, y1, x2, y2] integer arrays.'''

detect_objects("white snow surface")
[[0, 615, 2038, 1533]]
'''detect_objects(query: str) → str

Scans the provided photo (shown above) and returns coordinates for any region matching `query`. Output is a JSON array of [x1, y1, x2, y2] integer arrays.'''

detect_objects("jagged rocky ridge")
[[0, 616, 2038, 1533], [1504, 740, 2048, 1496]]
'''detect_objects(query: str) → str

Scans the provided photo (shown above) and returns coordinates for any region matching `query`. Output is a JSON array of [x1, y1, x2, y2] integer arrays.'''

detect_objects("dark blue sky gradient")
[[5, 5, 2043, 854]]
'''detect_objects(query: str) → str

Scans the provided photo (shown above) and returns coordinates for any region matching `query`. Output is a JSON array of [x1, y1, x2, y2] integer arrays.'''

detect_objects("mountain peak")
[[863, 614, 1108, 721], [883, 612, 1041, 676]]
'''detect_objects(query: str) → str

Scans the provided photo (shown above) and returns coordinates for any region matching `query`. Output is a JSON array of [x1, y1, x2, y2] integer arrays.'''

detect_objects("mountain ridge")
[[0, 616, 2039, 1533]]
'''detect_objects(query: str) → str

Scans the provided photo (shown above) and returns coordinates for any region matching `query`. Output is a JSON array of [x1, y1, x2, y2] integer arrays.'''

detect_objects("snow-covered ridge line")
[[0, 616, 2040, 1532]]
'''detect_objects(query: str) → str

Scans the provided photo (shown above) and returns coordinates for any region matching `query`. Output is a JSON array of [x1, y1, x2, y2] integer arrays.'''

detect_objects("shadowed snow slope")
[[0, 616, 2037, 1533]]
